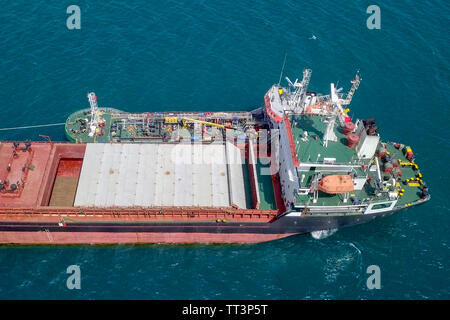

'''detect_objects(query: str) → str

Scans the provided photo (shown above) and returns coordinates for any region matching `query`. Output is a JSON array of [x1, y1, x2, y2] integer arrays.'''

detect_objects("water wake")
[[310, 228, 338, 240]]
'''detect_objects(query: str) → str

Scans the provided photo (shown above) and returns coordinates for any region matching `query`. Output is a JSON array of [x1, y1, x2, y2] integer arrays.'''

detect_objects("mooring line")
[[0, 122, 65, 131]]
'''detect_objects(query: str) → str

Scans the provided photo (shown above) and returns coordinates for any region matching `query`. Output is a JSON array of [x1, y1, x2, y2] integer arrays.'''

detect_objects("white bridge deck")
[[74, 143, 249, 208]]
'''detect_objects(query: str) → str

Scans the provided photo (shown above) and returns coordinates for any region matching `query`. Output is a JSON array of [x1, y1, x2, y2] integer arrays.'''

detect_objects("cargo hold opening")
[[48, 159, 83, 207]]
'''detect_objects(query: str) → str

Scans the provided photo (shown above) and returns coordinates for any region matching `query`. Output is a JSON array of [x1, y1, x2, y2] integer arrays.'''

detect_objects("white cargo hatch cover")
[[74, 143, 248, 208]]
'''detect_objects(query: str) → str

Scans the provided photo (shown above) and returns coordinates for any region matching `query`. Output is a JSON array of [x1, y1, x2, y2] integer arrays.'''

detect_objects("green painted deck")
[[256, 161, 277, 210], [296, 178, 383, 207], [65, 109, 113, 143], [294, 141, 427, 209], [241, 162, 256, 209], [242, 161, 277, 210], [290, 114, 359, 164], [385, 142, 427, 208]]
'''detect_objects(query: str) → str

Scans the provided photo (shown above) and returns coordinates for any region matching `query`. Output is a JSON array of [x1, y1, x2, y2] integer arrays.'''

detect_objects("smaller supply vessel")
[[0, 68, 430, 244]]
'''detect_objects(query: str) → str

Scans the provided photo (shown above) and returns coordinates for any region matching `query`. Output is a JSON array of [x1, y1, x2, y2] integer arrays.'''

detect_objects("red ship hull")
[[0, 231, 296, 244]]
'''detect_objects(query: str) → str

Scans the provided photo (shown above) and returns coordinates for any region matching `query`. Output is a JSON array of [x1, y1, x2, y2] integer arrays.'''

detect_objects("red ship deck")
[[0, 142, 86, 208], [0, 141, 281, 227], [0, 142, 53, 207]]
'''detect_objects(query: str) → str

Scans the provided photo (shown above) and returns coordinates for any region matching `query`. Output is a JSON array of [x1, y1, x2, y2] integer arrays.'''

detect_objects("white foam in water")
[[311, 228, 338, 239]]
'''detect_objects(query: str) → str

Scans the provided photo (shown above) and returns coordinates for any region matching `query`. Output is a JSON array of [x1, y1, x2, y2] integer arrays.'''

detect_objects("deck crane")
[[181, 117, 242, 131], [181, 117, 226, 129]]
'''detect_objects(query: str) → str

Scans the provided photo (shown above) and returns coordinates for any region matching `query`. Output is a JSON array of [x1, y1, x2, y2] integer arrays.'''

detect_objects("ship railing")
[[0, 141, 82, 145], [297, 160, 368, 171], [111, 111, 254, 121], [0, 206, 279, 222], [293, 204, 367, 214]]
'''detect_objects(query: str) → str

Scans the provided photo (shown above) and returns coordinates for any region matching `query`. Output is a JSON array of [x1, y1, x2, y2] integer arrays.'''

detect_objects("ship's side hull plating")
[[0, 202, 427, 244]]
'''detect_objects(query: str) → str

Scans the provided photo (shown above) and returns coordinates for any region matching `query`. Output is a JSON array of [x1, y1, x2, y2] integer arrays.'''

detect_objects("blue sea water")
[[0, 0, 449, 299]]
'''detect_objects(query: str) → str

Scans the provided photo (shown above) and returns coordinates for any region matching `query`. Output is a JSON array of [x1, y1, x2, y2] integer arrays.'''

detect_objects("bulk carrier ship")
[[0, 69, 430, 244]]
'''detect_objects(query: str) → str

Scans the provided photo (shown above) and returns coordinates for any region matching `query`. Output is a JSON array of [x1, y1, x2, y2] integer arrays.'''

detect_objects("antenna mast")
[[87, 92, 99, 137], [292, 68, 312, 113], [278, 53, 287, 85]]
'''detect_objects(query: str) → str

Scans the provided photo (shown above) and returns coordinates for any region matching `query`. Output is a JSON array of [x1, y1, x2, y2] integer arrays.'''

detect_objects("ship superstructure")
[[0, 68, 430, 244], [258, 70, 426, 217]]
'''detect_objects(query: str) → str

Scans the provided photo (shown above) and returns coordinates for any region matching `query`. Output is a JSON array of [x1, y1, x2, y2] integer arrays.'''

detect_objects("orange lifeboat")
[[318, 175, 354, 194]]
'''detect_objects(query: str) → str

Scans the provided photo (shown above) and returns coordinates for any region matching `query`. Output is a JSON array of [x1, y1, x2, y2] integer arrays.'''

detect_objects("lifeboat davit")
[[318, 175, 354, 194]]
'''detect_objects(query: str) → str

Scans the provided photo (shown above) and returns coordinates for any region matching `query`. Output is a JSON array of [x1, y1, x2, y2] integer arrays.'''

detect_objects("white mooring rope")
[[0, 122, 65, 131]]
